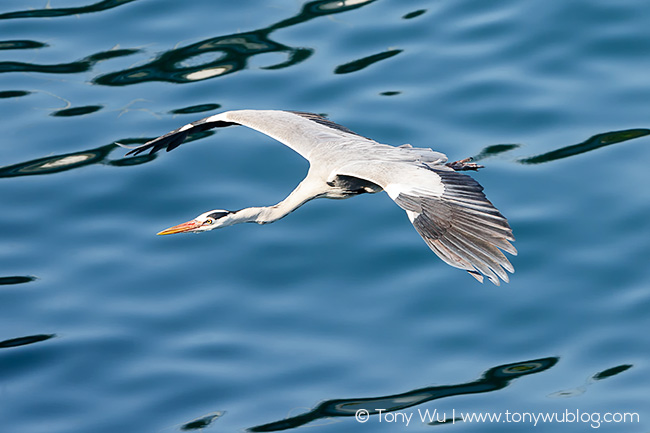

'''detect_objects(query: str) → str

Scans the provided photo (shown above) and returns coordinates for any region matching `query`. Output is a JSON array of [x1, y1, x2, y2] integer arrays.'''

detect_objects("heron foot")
[[446, 157, 484, 171]]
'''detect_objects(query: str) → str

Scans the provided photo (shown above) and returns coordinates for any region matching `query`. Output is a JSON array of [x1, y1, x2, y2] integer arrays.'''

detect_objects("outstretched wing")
[[336, 162, 516, 285], [122, 109, 379, 160]]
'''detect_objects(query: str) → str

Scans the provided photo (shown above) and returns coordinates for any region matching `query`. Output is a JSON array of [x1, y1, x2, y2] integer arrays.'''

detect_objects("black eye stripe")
[[207, 211, 230, 219]]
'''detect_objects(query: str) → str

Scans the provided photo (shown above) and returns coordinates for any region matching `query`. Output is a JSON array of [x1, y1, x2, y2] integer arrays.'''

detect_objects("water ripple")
[[334, 49, 403, 74], [170, 104, 222, 115], [0, 0, 137, 20], [548, 364, 633, 398], [249, 357, 557, 431], [0, 334, 56, 349], [0, 40, 48, 50], [0, 144, 151, 178], [180, 411, 226, 431], [51, 105, 103, 117], [402, 9, 426, 20], [0, 275, 38, 285], [93, 0, 377, 86], [0, 48, 139, 75], [0, 90, 31, 98], [518, 128, 650, 164]]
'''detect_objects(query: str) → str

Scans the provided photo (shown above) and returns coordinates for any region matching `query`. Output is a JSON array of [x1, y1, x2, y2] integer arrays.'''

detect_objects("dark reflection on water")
[[249, 357, 558, 432], [593, 364, 632, 381], [0, 275, 37, 285], [473, 144, 521, 161], [0, 142, 152, 178], [548, 363, 633, 398], [51, 105, 103, 117], [0, 334, 56, 349], [3, 125, 646, 180], [403, 9, 427, 20], [170, 103, 222, 115], [0, 40, 47, 50], [334, 49, 403, 74], [519, 128, 650, 164], [469, 128, 650, 164], [0, 48, 139, 75], [94, 0, 377, 86], [93, 28, 307, 85], [180, 411, 225, 431], [0, 0, 137, 20], [0, 90, 31, 98]]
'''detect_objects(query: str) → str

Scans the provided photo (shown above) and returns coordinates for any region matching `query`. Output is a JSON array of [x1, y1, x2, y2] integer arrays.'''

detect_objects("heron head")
[[156, 209, 234, 235]]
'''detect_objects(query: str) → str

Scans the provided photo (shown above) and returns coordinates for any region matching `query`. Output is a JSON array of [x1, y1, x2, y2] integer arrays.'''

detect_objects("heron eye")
[[204, 218, 214, 225]]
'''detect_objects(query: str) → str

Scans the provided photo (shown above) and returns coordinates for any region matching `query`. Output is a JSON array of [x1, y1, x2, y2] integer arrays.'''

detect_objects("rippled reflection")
[[51, 105, 103, 117], [0, 40, 47, 50], [548, 363, 633, 398], [473, 144, 521, 161], [0, 275, 37, 285], [402, 9, 427, 20], [94, 0, 377, 85], [249, 357, 557, 431], [180, 411, 225, 431], [593, 364, 633, 380], [334, 49, 403, 74], [1, 0, 396, 85], [94, 30, 305, 85], [0, 334, 55, 349], [3, 125, 646, 179], [519, 128, 650, 164], [0, 0, 137, 20], [0, 142, 152, 178], [0, 90, 31, 99], [0, 48, 139, 75], [170, 103, 222, 115], [469, 128, 650, 165]]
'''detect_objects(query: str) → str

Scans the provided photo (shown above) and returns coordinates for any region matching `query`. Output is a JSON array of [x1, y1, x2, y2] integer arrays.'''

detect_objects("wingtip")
[[468, 268, 509, 286], [467, 270, 484, 283]]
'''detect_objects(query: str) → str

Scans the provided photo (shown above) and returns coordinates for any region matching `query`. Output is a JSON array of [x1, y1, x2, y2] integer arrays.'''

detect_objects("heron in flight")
[[124, 109, 516, 285]]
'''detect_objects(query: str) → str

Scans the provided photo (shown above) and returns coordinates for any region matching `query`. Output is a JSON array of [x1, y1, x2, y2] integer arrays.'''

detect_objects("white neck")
[[226, 175, 326, 225], [226, 206, 279, 225]]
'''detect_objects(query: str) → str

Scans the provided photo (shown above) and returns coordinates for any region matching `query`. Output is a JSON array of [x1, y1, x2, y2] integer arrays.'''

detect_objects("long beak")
[[157, 219, 201, 235]]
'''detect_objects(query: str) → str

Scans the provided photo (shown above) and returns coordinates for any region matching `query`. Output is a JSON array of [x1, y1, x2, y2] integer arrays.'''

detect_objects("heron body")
[[125, 109, 516, 285]]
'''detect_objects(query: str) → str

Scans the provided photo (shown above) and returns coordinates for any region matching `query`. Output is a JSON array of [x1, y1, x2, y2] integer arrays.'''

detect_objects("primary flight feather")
[[124, 109, 516, 285]]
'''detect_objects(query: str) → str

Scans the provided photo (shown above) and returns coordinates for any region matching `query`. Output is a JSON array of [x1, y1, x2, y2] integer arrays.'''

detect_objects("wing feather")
[[337, 161, 516, 285], [125, 109, 515, 284], [393, 168, 516, 285], [122, 109, 378, 159]]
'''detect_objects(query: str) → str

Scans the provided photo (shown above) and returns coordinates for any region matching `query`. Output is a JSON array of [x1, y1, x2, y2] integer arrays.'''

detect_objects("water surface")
[[1, 1, 648, 432]]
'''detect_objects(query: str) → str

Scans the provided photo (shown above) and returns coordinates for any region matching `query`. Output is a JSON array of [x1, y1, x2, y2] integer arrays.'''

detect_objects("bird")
[[123, 109, 516, 285]]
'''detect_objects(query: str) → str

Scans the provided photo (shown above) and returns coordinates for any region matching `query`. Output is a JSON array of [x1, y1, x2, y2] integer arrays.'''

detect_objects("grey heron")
[[124, 109, 516, 285]]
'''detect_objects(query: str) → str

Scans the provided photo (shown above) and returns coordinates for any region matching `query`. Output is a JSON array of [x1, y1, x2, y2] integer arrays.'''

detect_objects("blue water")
[[1, 1, 648, 432]]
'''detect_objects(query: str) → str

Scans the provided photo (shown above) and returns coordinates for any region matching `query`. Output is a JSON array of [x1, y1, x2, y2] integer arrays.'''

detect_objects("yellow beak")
[[157, 220, 201, 235]]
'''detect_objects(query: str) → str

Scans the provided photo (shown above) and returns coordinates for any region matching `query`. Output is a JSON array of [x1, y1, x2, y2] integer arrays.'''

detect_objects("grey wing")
[[336, 162, 516, 285], [121, 109, 381, 159], [394, 169, 516, 285]]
